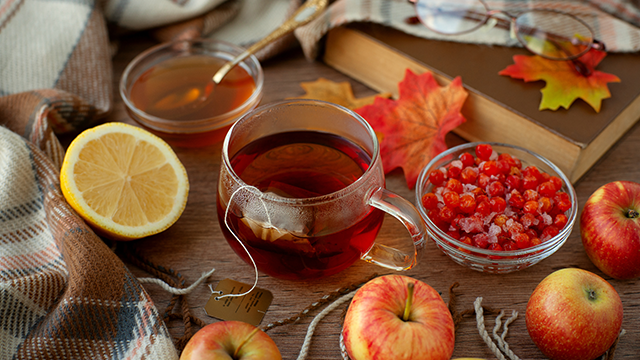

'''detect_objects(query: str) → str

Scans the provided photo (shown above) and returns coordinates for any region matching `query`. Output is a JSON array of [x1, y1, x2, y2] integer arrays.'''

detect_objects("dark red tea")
[[217, 131, 384, 280]]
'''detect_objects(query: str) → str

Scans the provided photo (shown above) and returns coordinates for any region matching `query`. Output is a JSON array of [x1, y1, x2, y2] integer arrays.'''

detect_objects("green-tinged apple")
[[179, 320, 282, 360], [343, 274, 455, 360], [526, 268, 623, 360], [581, 180, 640, 279]]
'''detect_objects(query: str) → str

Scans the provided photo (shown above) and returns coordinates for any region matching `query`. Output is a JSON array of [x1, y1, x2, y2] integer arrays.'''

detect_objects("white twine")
[[297, 291, 357, 360], [475, 297, 508, 360], [217, 184, 264, 301], [492, 309, 521, 360], [137, 268, 217, 295]]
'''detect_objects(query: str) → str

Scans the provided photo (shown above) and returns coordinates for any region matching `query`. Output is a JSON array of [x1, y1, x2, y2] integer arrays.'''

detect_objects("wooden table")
[[108, 32, 640, 359]]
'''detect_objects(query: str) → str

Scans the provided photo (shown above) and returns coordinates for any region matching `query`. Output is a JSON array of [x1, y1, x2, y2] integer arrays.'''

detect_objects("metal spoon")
[[212, 0, 328, 84]]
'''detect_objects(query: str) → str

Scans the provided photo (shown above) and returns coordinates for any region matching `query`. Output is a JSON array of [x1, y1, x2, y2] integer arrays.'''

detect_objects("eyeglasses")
[[408, 0, 606, 75]]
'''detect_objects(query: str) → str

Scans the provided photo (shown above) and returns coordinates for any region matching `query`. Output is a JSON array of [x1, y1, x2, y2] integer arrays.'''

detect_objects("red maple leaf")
[[499, 48, 620, 112], [355, 69, 467, 189]]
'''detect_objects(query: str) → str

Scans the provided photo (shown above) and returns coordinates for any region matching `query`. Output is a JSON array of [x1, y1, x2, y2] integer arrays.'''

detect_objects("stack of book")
[[323, 23, 640, 183]]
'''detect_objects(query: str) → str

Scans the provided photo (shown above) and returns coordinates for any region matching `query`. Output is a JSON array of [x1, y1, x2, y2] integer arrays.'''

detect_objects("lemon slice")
[[60, 122, 189, 241]]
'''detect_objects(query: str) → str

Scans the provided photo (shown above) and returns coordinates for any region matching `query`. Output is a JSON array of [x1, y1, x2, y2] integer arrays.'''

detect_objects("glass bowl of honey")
[[120, 38, 264, 147]]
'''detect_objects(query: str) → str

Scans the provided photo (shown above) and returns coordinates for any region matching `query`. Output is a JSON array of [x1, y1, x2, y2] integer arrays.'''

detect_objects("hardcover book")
[[323, 23, 640, 183]]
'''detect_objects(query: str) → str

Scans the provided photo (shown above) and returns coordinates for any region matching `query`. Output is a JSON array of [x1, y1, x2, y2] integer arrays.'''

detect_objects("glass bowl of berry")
[[415, 142, 577, 274]]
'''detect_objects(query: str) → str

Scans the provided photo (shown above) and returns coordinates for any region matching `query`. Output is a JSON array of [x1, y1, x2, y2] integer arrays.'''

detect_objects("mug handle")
[[362, 187, 427, 271]]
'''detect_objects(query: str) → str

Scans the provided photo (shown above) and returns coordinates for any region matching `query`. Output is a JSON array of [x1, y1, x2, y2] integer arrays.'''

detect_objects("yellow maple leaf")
[[290, 78, 391, 109]]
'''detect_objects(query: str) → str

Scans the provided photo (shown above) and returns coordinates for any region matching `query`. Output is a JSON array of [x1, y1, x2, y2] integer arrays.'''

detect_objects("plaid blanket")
[[1, 0, 638, 359]]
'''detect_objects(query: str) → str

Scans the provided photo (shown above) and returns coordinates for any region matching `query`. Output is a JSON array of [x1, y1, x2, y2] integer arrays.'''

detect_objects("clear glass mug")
[[216, 99, 426, 280]]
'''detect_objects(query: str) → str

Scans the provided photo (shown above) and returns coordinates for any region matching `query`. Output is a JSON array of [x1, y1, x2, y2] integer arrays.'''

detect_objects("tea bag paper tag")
[[204, 278, 273, 326]]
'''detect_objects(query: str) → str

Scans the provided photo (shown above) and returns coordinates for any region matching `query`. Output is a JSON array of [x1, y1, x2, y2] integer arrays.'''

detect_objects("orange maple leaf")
[[355, 69, 467, 189], [499, 49, 620, 112]]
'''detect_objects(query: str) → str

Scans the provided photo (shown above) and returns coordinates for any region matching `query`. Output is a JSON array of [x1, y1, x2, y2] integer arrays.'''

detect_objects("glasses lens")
[[415, 0, 489, 35], [515, 10, 594, 60]]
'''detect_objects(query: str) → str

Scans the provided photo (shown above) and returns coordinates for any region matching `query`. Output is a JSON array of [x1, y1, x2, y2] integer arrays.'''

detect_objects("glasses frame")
[[408, 0, 606, 75]]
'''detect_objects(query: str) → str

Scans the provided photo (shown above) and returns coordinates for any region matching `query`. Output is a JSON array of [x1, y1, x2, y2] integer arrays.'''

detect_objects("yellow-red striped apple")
[[180, 320, 281, 360], [581, 180, 640, 279], [342, 275, 455, 360], [526, 268, 623, 360]]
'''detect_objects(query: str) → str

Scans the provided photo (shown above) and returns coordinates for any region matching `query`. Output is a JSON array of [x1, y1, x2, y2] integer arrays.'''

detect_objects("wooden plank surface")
[[101, 32, 640, 359]]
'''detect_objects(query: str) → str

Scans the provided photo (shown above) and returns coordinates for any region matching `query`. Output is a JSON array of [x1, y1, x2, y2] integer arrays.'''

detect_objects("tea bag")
[[240, 183, 317, 252]]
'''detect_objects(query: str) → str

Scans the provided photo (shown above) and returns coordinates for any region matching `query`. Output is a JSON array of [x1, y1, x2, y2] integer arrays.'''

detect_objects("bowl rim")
[[119, 38, 264, 134], [415, 141, 578, 260]]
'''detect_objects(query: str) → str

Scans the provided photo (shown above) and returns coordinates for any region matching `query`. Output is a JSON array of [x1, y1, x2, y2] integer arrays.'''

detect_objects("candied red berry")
[[549, 176, 563, 191], [538, 197, 553, 213], [541, 225, 560, 240], [522, 175, 539, 190], [530, 237, 541, 246], [490, 196, 507, 213], [520, 213, 537, 229], [443, 191, 460, 209], [460, 167, 478, 184], [460, 152, 475, 167], [476, 144, 494, 161], [493, 214, 508, 227], [421, 193, 438, 210], [488, 243, 503, 251], [554, 214, 568, 229], [508, 190, 525, 209], [471, 187, 486, 198], [513, 233, 531, 249], [556, 199, 572, 212], [523, 200, 539, 214], [439, 206, 456, 223], [476, 194, 489, 205], [505, 175, 521, 191], [538, 181, 557, 197], [481, 160, 499, 176], [473, 233, 490, 249], [446, 178, 464, 193], [477, 173, 491, 188], [523, 166, 543, 182], [487, 181, 505, 197], [498, 153, 517, 168], [459, 194, 477, 214], [497, 160, 511, 174], [447, 160, 463, 179], [429, 169, 446, 186], [523, 189, 539, 202], [476, 201, 491, 217]]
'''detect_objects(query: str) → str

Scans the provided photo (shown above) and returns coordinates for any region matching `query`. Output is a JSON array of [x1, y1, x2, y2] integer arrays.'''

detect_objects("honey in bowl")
[[129, 55, 256, 121], [120, 39, 264, 148]]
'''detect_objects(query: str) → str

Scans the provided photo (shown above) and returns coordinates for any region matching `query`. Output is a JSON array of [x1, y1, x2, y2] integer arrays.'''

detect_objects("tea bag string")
[[217, 184, 266, 301]]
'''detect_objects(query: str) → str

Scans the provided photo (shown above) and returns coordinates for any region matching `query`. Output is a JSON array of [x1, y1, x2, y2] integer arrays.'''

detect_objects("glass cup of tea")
[[217, 99, 427, 280]]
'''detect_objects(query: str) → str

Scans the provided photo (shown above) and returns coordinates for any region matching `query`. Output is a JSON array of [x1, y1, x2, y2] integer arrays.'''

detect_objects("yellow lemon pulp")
[[60, 122, 189, 241]]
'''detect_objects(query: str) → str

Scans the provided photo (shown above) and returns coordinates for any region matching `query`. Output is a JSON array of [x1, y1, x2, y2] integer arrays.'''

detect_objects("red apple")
[[580, 180, 640, 279], [342, 275, 455, 360], [526, 268, 623, 360], [180, 320, 281, 360]]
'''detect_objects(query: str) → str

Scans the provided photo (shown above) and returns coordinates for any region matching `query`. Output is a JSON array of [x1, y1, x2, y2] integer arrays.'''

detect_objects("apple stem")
[[233, 327, 261, 359], [626, 209, 639, 219], [402, 282, 415, 322]]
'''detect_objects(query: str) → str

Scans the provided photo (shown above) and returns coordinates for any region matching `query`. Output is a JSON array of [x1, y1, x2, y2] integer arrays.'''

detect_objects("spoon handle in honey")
[[212, 0, 328, 84]]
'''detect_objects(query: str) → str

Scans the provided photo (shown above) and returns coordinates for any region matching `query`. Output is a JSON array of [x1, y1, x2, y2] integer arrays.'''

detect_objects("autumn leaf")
[[290, 77, 391, 109], [499, 49, 620, 112], [355, 69, 468, 189]]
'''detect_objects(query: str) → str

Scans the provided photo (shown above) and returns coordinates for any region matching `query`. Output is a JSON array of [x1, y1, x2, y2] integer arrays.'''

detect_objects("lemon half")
[[60, 122, 189, 241]]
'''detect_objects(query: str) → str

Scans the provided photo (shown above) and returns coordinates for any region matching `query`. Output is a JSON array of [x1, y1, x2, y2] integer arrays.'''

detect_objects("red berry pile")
[[421, 144, 572, 251]]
